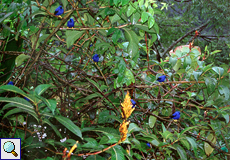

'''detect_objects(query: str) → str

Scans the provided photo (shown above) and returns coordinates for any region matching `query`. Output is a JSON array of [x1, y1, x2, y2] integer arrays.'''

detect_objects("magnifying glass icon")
[[3, 141, 18, 157]]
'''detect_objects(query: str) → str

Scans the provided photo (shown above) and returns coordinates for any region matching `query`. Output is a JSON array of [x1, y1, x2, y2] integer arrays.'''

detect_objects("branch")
[[162, 21, 210, 57]]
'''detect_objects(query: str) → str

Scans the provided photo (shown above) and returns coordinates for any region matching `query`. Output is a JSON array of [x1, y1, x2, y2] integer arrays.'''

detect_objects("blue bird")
[[146, 143, 151, 147], [89, 44, 93, 47], [7, 81, 14, 85], [92, 54, 99, 62], [157, 75, 166, 82], [54, 6, 64, 16], [67, 18, 74, 28], [171, 111, 180, 120], [131, 99, 136, 108], [24, 97, 30, 102]]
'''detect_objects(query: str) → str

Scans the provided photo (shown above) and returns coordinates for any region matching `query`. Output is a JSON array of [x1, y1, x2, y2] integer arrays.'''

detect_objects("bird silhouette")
[[54, 6, 64, 16], [157, 75, 166, 82], [171, 111, 180, 120], [92, 54, 99, 62], [67, 18, 74, 28]]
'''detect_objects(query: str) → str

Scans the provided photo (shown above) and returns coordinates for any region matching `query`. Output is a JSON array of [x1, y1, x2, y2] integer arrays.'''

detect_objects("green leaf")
[[180, 126, 199, 136], [1, 98, 38, 122], [0, 85, 26, 97], [82, 138, 99, 148], [15, 54, 30, 67], [66, 31, 85, 48], [34, 84, 53, 96], [148, 16, 155, 29], [186, 137, 198, 157], [112, 29, 122, 43], [43, 119, 62, 138], [135, 24, 156, 34], [210, 50, 221, 55], [212, 67, 224, 77], [221, 112, 229, 123], [173, 59, 182, 71], [86, 78, 100, 89], [124, 28, 139, 58], [0, 12, 14, 23], [110, 14, 121, 23], [121, 0, 130, 6], [149, 111, 158, 128], [218, 85, 229, 100], [124, 68, 135, 86], [111, 145, 125, 160], [127, 5, 135, 17], [192, 71, 202, 81], [46, 99, 57, 115], [113, 0, 121, 6], [204, 133, 216, 156], [141, 12, 149, 23], [3, 108, 26, 119], [55, 116, 82, 139], [172, 144, 187, 160], [204, 77, 217, 94], [128, 123, 143, 133]]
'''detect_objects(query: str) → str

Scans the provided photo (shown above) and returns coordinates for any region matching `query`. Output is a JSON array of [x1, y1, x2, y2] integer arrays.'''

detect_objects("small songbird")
[[157, 75, 166, 82], [146, 142, 151, 147], [92, 54, 99, 62], [171, 111, 180, 120], [131, 99, 136, 108], [54, 6, 64, 16], [24, 97, 30, 102], [7, 81, 14, 85], [67, 18, 74, 28]]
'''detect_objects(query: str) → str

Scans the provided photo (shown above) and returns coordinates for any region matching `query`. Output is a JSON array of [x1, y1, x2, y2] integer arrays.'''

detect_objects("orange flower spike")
[[67, 141, 78, 158], [121, 92, 135, 119]]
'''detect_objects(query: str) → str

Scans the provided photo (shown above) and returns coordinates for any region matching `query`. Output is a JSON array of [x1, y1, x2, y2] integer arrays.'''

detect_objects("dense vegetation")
[[0, 0, 229, 159]]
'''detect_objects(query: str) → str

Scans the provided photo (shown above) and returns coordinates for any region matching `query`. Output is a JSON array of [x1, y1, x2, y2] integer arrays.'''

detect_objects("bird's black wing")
[[54, 11, 58, 15]]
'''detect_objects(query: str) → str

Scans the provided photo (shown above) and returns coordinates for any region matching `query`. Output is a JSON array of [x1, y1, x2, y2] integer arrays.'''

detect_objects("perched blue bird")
[[89, 44, 93, 47], [67, 18, 74, 28], [54, 6, 64, 16], [7, 81, 14, 85], [24, 97, 30, 102], [157, 75, 166, 82], [92, 54, 99, 62], [131, 99, 136, 108], [146, 143, 151, 147], [171, 111, 180, 120]]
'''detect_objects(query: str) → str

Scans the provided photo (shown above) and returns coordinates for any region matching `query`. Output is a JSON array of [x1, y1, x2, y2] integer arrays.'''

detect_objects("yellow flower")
[[119, 120, 130, 142], [121, 92, 135, 119]]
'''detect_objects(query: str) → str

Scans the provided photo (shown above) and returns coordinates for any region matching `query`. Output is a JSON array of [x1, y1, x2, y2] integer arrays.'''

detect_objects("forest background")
[[0, 0, 230, 159]]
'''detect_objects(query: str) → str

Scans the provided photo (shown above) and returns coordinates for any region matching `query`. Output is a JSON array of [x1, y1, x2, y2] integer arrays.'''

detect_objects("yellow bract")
[[121, 92, 135, 119], [119, 92, 135, 143]]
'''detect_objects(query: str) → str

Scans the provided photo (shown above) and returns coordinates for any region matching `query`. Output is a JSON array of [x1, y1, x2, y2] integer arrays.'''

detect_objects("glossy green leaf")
[[124, 28, 139, 58], [180, 126, 199, 136], [124, 68, 135, 86], [66, 31, 85, 48], [135, 24, 156, 34], [15, 54, 30, 67], [204, 77, 217, 94], [173, 59, 182, 72], [127, 5, 135, 17], [0, 12, 14, 23], [218, 85, 229, 100], [128, 123, 143, 133], [0, 85, 27, 96], [82, 138, 99, 148], [141, 12, 149, 23], [34, 84, 53, 96], [212, 67, 224, 77], [111, 145, 125, 160], [121, 0, 130, 6], [148, 16, 155, 29], [55, 116, 82, 139], [171, 144, 187, 160], [186, 137, 198, 157], [149, 111, 158, 128]]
